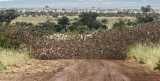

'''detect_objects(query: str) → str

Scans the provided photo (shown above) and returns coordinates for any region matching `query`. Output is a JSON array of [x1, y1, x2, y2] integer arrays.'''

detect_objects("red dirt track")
[[2, 59, 160, 81]]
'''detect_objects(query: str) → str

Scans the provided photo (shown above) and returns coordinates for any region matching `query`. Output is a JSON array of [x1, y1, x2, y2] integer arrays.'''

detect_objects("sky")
[[0, 0, 160, 9]]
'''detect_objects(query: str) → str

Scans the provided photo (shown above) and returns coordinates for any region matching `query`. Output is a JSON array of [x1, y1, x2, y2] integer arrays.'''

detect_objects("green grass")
[[126, 43, 160, 70], [0, 47, 30, 73]]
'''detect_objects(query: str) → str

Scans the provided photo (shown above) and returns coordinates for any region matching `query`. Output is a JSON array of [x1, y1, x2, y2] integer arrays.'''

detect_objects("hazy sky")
[[0, 0, 159, 9]]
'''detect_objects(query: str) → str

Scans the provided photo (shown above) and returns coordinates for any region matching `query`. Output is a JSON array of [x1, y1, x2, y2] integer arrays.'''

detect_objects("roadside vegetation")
[[0, 33, 30, 75], [126, 43, 160, 70], [0, 48, 30, 72]]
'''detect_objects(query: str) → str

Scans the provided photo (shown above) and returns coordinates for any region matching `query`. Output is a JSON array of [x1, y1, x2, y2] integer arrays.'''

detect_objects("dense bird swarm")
[[1, 21, 160, 60]]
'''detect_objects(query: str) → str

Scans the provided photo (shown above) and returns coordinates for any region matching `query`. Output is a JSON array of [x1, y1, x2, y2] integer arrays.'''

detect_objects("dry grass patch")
[[126, 43, 160, 70], [0, 48, 30, 73]]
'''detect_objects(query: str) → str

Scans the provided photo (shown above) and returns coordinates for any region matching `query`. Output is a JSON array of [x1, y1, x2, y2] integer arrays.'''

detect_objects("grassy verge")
[[126, 43, 160, 70], [0, 47, 30, 74]]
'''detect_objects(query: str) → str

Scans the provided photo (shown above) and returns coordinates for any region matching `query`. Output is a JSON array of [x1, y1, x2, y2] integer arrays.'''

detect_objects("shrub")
[[137, 15, 154, 24], [54, 24, 64, 32], [87, 20, 103, 30], [15, 21, 33, 27], [102, 25, 108, 30], [113, 20, 127, 30], [0, 33, 21, 49], [77, 26, 89, 34], [101, 19, 108, 24], [68, 21, 82, 32], [68, 25, 77, 32]]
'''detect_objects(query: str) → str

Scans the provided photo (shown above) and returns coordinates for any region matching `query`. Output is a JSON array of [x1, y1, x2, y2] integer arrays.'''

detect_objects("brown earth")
[[1, 59, 160, 81]]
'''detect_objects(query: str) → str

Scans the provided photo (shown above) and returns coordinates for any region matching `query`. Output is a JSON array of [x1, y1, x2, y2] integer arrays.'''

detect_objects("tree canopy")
[[0, 9, 19, 25]]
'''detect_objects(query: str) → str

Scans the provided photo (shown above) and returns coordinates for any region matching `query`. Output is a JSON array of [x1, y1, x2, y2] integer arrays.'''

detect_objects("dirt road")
[[2, 59, 160, 81]]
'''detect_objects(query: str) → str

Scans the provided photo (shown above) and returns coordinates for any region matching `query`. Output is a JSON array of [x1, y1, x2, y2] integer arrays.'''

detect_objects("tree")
[[58, 16, 69, 32], [113, 20, 127, 30], [141, 5, 152, 13], [79, 12, 102, 30], [45, 5, 49, 9], [87, 20, 102, 30], [68, 21, 82, 32], [137, 15, 154, 23], [0, 14, 4, 25], [0, 9, 19, 25], [4, 9, 19, 25], [38, 20, 56, 30], [79, 12, 98, 26]]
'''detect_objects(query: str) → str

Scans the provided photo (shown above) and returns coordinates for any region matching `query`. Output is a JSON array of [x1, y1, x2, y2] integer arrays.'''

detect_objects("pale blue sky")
[[0, 0, 159, 9]]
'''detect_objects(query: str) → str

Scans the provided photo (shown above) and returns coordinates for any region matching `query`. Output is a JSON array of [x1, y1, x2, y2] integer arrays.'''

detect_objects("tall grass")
[[126, 43, 160, 70], [0, 47, 30, 72]]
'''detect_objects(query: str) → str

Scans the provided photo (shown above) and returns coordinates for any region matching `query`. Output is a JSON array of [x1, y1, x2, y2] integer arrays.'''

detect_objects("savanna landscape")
[[0, 0, 160, 81]]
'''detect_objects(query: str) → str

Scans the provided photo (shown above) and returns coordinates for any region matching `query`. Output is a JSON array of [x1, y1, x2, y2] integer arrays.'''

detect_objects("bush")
[[137, 15, 154, 24], [0, 33, 21, 49], [127, 20, 137, 26], [87, 20, 103, 30], [113, 20, 127, 30], [77, 26, 89, 34], [36, 20, 64, 32], [102, 25, 108, 30], [15, 21, 33, 26], [101, 19, 108, 24], [68, 21, 82, 32], [68, 25, 77, 32], [54, 24, 64, 32]]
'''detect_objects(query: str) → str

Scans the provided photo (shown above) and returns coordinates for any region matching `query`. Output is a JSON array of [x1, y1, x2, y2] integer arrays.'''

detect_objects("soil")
[[1, 59, 160, 81]]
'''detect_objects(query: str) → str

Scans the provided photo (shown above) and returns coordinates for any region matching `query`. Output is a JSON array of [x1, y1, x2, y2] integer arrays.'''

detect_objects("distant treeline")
[[19, 11, 160, 17]]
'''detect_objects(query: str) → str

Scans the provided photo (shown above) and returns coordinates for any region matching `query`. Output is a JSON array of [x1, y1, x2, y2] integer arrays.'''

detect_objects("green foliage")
[[58, 16, 69, 26], [68, 25, 78, 32], [54, 24, 64, 32], [58, 16, 70, 31], [79, 12, 102, 30], [137, 15, 155, 24], [113, 20, 127, 30], [141, 5, 152, 13], [68, 21, 89, 34], [38, 20, 56, 30], [0, 9, 20, 25], [102, 25, 108, 30], [72, 21, 82, 26], [76, 26, 89, 34], [88, 20, 103, 30], [68, 21, 82, 32], [36, 20, 64, 32], [101, 19, 108, 24], [0, 33, 21, 49], [127, 20, 137, 26], [15, 21, 33, 26]]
